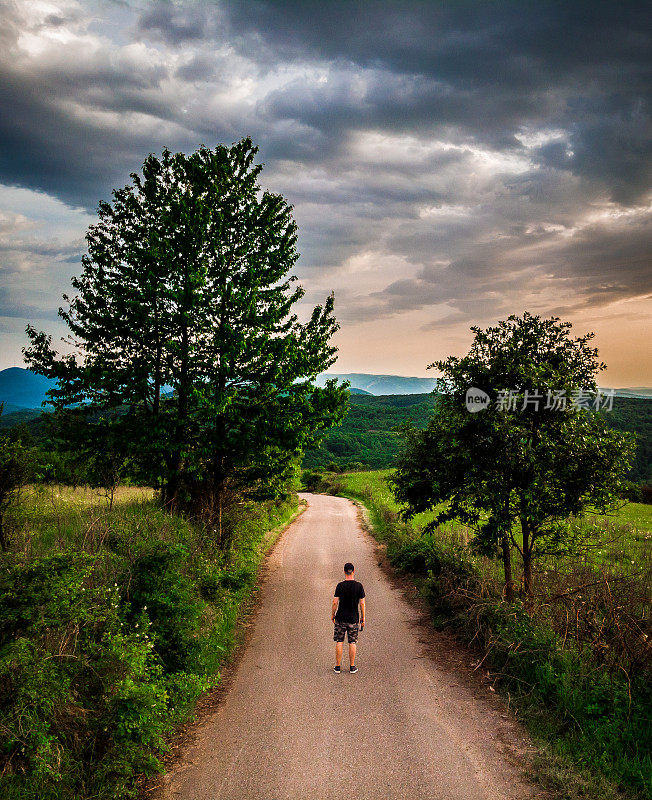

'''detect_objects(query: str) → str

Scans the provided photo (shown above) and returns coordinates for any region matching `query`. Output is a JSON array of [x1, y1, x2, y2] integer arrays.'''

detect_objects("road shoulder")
[[140, 498, 308, 800]]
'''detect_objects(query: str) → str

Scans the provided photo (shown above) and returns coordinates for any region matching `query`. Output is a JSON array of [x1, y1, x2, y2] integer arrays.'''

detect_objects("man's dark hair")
[[344, 562, 354, 574]]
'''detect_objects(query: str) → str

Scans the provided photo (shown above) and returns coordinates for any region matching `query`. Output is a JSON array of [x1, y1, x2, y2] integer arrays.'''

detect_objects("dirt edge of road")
[[140, 498, 308, 799]]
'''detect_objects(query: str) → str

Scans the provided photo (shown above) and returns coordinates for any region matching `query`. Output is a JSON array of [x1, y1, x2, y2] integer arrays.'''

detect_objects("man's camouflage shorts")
[[333, 620, 359, 643]]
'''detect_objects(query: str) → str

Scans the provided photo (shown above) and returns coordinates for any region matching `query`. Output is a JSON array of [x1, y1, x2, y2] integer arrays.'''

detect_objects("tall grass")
[[0, 485, 299, 799]]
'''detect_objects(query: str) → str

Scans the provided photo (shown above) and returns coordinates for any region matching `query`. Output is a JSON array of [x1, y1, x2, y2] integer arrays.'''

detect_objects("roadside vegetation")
[[0, 139, 342, 799], [323, 315, 650, 799], [305, 470, 651, 797], [0, 484, 299, 799]]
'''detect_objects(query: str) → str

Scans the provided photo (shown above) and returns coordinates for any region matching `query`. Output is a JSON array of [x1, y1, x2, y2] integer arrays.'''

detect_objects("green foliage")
[[326, 468, 652, 552], [300, 469, 325, 492], [0, 552, 169, 799], [607, 397, 652, 482], [2, 387, 649, 491], [24, 139, 346, 522], [390, 313, 636, 595], [0, 416, 34, 550], [466, 603, 651, 797], [303, 392, 436, 469], [302, 391, 652, 483], [125, 544, 203, 675], [0, 487, 298, 799]]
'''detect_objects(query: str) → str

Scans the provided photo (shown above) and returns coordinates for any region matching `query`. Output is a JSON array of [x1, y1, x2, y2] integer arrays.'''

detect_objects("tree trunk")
[[501, 532, 514, 602], [211, 469, 226, 543], [153, 292, 162, 417], [501, 492, 514, 602], [218, 492, 222, 545], [153, 343, 161, 417], [163, 452, 182, 512], [166, 273, 191, 514], [523, 551, 533, 596], [521, 517, 533, 596]]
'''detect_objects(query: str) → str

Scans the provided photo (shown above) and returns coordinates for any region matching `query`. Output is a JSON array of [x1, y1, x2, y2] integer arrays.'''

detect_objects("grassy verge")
[[0, 485, 299, 800], [308, 469, 651, 800]]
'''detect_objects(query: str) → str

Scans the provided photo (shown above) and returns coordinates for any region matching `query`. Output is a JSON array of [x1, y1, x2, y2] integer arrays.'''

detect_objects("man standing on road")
[[332, 562, 365, 674]]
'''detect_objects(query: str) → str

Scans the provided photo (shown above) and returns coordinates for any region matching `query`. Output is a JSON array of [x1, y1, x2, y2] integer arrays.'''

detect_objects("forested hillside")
[[4, 390, 651, 482], [304, 393, 652, 481], [302, 393, 435, 469], [607, 396, 652, 482]]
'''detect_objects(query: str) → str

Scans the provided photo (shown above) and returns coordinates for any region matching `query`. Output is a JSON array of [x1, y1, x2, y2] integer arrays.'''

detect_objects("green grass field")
[[332, 469, 652, 565], [9, 484, 155, 551], [337, 468, 652, 527]]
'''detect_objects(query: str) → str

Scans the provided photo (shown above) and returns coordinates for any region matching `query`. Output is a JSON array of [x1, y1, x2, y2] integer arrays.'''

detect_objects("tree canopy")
[[25, 139, 347, 531], [389, 313, 635, 598]]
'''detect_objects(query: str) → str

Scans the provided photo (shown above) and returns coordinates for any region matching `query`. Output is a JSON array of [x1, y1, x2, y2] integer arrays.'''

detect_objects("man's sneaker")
[[350, 665, 358, 673], [333, 665, 341, 673]]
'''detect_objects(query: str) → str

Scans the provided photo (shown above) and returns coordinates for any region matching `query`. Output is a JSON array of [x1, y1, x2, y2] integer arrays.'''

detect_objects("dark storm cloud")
[[360, 201, 652, 324], [0, 2, 228, 207], [0, 23, 177, 207], [136, 4, 211, 44], [222, 0, 651, 198], [0, 0, 649, 374], [223, 0, 649, 95], [1, 0, 648, 206]]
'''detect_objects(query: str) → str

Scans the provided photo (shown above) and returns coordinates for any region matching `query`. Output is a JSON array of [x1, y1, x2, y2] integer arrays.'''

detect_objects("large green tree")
[[389, 313, 635, 599], [25, 139, 347, 529]]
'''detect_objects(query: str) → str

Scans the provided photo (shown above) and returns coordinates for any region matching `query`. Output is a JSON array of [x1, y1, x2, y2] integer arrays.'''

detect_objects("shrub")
[[300, 470, 326, 492], [620, 481, 643, 503], [0, 433, 34, 550], [467, 601, 652, 796], [0, 488, 298, 799], [218, 564, 255, 593], [0, 553, 168, 799], [124, 543, 203, 675]]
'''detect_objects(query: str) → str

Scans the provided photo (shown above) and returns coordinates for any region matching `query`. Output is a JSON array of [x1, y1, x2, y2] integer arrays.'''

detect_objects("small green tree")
[[389, 313, 635, 599], [25, 139, 347, 528]]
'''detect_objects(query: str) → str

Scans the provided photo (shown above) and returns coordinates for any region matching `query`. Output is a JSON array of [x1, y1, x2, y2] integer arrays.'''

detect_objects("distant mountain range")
[[603, 387, 652, 399], [1, 367, 651, 413], [0, 368, 56, 412], [316, 373, 438, 395], [319, 373, 652, 399]]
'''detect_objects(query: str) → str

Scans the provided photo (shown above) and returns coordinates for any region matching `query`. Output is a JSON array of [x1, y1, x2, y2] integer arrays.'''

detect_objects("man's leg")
[[349, 642, 356, 667], [335, 642, 343, 667]]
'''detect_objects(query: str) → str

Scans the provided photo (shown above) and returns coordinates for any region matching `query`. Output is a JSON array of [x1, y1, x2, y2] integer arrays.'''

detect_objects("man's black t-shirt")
[[334, 579, 365, 623]]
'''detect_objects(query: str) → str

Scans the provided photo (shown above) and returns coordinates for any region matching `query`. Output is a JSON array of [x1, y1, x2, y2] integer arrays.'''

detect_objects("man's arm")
[[331, 597, 339, 622], [359, 597, 366, 627]]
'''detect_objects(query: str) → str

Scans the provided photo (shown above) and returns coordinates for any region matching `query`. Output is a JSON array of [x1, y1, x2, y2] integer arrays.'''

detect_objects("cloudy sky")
[[0, 0, 650, 384]]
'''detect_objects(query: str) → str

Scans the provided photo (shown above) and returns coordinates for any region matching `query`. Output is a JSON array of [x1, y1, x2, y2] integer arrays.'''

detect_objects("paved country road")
[[154, 493, 547, 800]]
